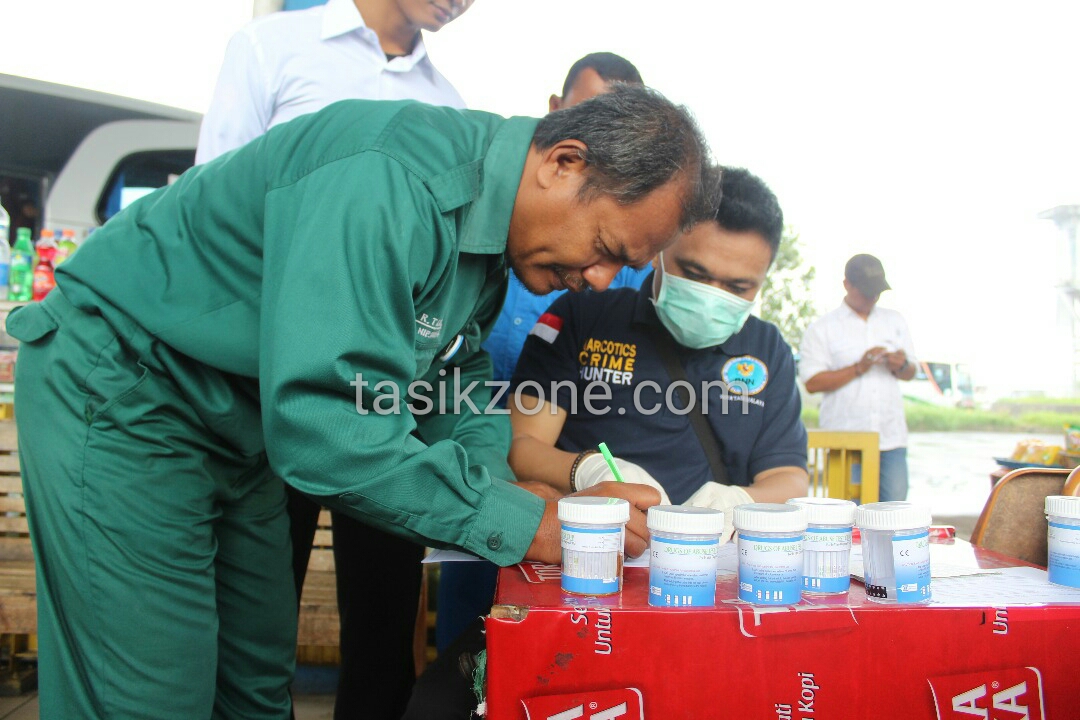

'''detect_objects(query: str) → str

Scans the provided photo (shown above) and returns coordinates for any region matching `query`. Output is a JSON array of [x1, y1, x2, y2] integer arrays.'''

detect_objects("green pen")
[[597, 442, 625, 483]]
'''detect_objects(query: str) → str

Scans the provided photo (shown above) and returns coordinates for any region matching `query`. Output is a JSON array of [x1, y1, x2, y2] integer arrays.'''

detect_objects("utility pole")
[[1040, 204, 1080, 395]]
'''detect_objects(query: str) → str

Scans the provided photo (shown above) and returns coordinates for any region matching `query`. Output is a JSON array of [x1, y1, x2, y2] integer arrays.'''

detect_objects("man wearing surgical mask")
[[508, 167, 809, 541]]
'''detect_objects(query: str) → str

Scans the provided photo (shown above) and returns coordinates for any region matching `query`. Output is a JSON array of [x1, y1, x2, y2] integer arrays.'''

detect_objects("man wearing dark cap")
[[798, 254, 918, 501]]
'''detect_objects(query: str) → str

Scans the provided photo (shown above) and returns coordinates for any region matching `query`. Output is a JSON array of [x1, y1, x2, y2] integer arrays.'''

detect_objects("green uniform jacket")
[[55, 99, 546, 564]]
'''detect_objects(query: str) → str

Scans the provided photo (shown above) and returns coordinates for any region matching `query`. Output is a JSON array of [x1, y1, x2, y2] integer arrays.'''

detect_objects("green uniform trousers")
[[10, 290, 296, 719]]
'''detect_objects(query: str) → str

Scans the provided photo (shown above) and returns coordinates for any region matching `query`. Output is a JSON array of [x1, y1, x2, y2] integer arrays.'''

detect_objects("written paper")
[[928, 566, 1080, 606]]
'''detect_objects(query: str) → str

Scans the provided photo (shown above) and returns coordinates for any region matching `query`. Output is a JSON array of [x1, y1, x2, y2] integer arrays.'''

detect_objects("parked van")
[[0, 73, 201, 243], [905, 359, 976, 409]]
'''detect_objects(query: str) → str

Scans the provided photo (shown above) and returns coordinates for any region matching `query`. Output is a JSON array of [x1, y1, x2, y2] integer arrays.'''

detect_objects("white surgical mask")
[[652, 253, 754, 349]]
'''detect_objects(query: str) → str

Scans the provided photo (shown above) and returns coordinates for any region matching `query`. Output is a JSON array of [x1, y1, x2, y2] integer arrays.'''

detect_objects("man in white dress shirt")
[[197, 0, 471, 162], [196, 2, 473, 718], [799, 254, 918, 502]]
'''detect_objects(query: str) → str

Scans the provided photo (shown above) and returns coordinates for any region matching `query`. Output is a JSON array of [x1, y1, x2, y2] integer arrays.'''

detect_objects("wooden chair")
[[806, 430, 880, 504], [0, 418, 38, 694], [970, 466, 1070, 566], [1064, 465, 1080, 496]]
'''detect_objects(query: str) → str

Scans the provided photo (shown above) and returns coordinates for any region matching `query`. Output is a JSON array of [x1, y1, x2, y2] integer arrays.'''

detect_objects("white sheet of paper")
[[928, 566, 1080, 606], [422, 548, 485, 563]]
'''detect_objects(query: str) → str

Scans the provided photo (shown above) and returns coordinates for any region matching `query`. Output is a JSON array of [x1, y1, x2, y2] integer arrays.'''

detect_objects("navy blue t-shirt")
[[511, 274, 808, 504]]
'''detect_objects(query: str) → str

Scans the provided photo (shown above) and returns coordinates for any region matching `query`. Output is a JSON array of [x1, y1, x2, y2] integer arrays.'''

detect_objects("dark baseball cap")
[[845, 254, 891, 297]]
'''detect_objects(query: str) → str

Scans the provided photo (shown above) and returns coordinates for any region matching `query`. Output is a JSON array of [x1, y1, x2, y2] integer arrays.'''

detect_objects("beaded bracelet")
[[569, 449, 599, 493]]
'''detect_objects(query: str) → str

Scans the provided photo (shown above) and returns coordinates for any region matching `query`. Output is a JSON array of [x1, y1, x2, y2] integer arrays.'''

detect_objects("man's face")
[[393, 0, 474, 32], [844, 280, 880, 314], [507, 144, 689, 295], [549, 67, 612, 112], [652, 222, 773, 301]]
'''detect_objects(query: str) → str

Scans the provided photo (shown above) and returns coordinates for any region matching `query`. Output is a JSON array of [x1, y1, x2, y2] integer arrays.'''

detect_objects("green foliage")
[[801, 401, 1075, 434], [760, 226, 817, 348], [998, 396, 1080, 407]]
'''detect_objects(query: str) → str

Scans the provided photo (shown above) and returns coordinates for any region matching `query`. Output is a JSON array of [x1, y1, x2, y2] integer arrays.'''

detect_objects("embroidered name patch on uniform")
[[722, 355, 769, 395], [529, 312, 563, 344]]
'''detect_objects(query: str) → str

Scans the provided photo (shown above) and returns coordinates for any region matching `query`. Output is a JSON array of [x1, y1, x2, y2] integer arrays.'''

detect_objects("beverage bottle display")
[[8, 228, 35, 302], [32, 234, 58, 302], [56, 228, 78, 265], [0, 197, 10, 299]]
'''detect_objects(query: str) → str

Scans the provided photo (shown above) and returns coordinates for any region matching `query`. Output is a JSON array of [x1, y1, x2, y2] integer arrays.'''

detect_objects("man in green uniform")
[[10, 86, 708, 718]]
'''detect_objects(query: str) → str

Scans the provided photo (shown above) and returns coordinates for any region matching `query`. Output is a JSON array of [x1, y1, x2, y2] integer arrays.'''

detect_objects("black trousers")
[[287, 484, 424, 720]]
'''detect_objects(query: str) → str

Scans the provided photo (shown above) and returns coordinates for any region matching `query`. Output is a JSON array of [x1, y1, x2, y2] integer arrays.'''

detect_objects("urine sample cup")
[[734, 503, 807, 606], [787, 497, 856, 595], [1046, 495, 1080, 588], [647, 505, 725, 607], [558, 497, 629, 596], [856, 502, 932, 604]]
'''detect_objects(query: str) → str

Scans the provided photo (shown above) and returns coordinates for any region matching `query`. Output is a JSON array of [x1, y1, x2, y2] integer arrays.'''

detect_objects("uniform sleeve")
[[196, 29, 272, 164], [509, 293, 582, 411], [797, 317, 831, 383], [259, 156, 543, 565], [748, 337, 809, 478]]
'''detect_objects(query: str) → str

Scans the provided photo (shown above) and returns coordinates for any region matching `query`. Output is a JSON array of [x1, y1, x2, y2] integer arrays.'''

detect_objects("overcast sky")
[[3, 0, 1079, 396]]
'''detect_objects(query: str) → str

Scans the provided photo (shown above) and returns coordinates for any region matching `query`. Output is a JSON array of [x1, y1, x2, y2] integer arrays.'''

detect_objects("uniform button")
[[486, 532, 503, 551], [513, 317, 522, 325]]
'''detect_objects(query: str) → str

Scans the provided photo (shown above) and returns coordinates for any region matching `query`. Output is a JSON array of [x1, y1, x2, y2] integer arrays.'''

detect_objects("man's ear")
[[535, 140, 589, 190], [548, 94, 562, 113]]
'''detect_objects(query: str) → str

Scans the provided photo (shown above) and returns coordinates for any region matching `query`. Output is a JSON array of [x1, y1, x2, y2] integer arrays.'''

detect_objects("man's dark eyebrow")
[[676, 257, 714, 279], [677, 257, 755, 286]]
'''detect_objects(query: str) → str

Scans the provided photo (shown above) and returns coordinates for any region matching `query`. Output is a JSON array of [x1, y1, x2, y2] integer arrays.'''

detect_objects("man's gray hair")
[[532, 86, 712, 227]]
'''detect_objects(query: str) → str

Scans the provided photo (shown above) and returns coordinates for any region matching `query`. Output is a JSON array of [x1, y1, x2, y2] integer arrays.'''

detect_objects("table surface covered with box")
[[485, 539, 1080, 719]]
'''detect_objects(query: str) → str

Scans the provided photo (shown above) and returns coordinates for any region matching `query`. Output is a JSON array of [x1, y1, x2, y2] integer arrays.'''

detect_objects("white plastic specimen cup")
[[787, 497, 857, 595], [647, 506, 725, 607], [1046, 495, 1080, 588], [856, 502, 932, 604], [734, 503, 808, 606], [558, 497, 630, 596]]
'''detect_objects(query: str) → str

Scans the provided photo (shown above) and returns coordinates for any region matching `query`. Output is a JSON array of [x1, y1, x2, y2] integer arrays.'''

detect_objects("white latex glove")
[[683, 482, 754, 544], [573, 454, 672, 506]]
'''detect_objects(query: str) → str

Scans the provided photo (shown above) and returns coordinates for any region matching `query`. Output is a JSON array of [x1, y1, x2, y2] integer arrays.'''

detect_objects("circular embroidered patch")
[[721, 355, 769, 395]]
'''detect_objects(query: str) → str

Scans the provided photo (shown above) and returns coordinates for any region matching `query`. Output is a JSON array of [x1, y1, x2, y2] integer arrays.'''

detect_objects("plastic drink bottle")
[[32, 235, 58, 301], [0, 197, 10, 298], [56, 228, 78, 265], [8, 228, 35, 302]]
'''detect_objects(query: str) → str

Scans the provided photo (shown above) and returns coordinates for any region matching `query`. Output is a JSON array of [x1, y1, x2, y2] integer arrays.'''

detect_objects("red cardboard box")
[[485, 541, 1080, 719]]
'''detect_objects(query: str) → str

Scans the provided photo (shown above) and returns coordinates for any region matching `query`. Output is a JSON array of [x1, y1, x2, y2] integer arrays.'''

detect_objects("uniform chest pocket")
[[6, 303, 58, 344]]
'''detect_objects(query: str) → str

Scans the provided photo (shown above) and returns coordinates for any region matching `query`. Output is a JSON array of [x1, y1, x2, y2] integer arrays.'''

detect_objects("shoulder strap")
[[644, 325, 731, 485]]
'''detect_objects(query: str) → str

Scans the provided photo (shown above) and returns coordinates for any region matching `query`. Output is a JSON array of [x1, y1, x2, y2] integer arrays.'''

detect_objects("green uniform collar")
[[457, 116, 538, 256]]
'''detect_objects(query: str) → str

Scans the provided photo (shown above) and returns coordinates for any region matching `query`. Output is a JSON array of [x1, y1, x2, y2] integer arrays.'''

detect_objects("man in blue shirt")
[[510, 167, 809, 539], [483, 52, 653, 385]]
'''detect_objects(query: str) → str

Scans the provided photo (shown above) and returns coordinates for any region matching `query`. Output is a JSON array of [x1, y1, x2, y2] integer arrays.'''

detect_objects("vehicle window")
[[955, 363, 973, 393], [95, 149, 194, 224], [928, 362, 952, 391]]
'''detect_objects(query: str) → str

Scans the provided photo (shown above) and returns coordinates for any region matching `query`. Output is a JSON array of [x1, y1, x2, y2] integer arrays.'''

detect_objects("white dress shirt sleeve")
[[196, 30, 272, 164], [897, 314, 918, 366], [797, 318, 831, 383]]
